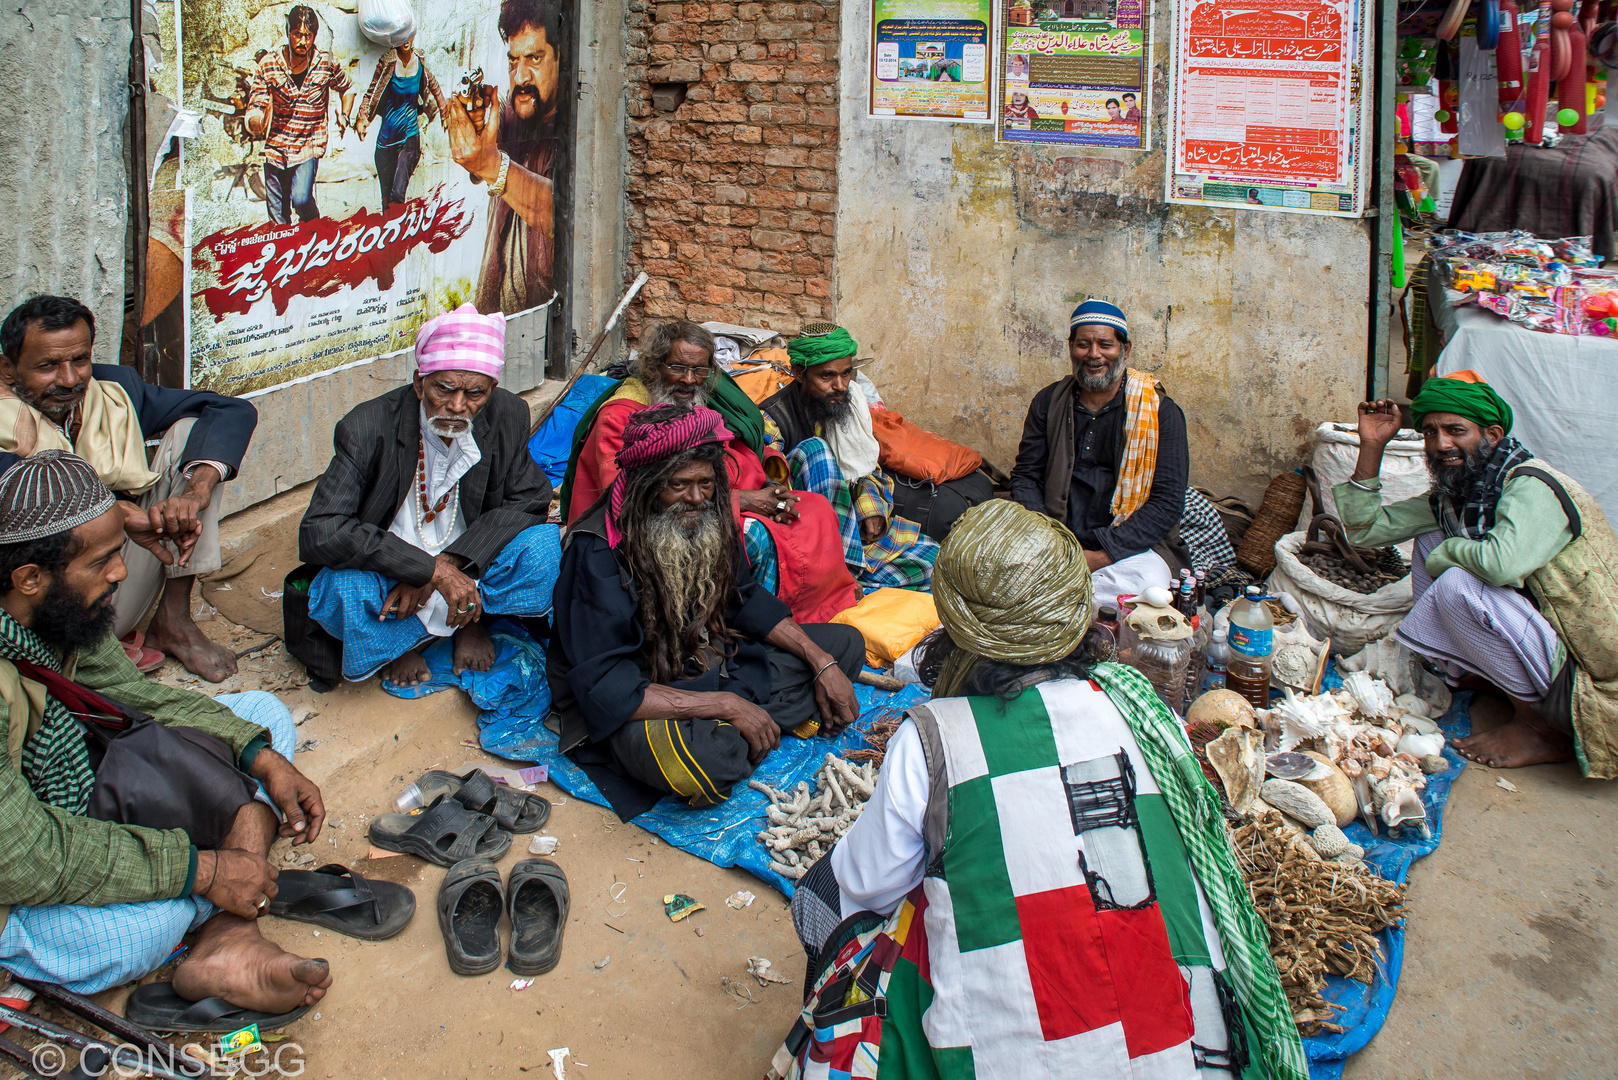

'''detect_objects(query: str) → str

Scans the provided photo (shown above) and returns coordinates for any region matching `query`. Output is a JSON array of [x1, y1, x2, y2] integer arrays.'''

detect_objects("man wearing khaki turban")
[[782, 500, 1307, 1080]]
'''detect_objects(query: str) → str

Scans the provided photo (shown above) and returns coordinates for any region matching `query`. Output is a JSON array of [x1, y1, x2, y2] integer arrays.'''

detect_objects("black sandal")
[[417, 769, 551, 834], [438, 858, 505, 976], [266, 863, 415, 941], [124, 984, 315, 1033], [506, 858, 569, 976], [367, 795, 512, 867]]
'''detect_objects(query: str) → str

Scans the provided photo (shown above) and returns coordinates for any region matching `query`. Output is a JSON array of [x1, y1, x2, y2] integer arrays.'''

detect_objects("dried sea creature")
[[752, 754, 877, 879], [1207, 727, 1265, 812], [1260, 779, 1335, 829]]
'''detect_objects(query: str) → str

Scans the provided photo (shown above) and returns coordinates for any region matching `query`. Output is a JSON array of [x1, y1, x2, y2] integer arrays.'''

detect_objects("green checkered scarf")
[[0, 610, 95, 814], [1091, 661, 1308, 1080]]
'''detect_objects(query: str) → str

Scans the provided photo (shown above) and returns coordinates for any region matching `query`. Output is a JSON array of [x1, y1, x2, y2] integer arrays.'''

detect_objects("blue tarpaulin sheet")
[[1300, 674, 1476, 1079], [527, 374, 616, 485]]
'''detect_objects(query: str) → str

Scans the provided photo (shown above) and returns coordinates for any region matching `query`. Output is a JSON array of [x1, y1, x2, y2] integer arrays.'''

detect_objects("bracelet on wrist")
[[812, 659, 838, 681]]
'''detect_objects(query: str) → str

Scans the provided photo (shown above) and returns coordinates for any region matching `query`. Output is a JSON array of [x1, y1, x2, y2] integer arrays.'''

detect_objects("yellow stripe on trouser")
[[645, 719, 724, 807]]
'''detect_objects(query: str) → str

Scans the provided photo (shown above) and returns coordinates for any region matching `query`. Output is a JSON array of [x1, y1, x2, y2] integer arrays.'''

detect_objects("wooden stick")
[[857, 670, 907, 692], [529, 272, 650, 436]]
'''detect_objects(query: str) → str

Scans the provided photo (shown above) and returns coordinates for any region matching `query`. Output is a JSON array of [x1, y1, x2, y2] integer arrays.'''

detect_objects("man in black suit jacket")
[[296, 304, 558, 686], [0, 296, 259, 682]]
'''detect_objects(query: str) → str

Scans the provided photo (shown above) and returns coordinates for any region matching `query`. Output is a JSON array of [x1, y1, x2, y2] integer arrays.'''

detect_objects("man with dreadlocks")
[[1341, 375, 1618, 776], [562, 320, 856, 624], [549, 405, 865, 811]]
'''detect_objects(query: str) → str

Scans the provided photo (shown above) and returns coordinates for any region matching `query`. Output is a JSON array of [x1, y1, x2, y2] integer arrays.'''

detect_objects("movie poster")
[[995, 0, 1151, 148], [1167, 0, 1371, 215], [177, 0, 566, 394], [869, 0, 995, 122]]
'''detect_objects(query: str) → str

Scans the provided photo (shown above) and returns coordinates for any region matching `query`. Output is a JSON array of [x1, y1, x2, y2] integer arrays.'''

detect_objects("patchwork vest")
[[1509, 463, 1618, 778], [893, 678, 1259, 1080]]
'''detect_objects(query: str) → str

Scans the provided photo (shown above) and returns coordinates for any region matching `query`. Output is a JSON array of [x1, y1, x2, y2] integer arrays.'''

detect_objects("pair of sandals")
[[438, 858, 570, 976], [125, 862, 417, 1033], [368, 769, 552, 865]]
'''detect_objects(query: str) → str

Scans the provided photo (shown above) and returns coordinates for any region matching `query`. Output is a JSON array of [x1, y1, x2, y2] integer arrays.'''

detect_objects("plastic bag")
[[831, 587, 940, 667], [1266, 533, 1413, 654], [358, 0, 417, 47]]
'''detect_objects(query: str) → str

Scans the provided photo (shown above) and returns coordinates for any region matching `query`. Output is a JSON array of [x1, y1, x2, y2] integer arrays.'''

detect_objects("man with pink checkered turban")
[[292, 304, 562, 689]]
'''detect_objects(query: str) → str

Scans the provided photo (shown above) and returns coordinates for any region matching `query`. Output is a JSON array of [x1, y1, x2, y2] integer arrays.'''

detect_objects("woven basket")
[[1235, 471, 1308, 577]]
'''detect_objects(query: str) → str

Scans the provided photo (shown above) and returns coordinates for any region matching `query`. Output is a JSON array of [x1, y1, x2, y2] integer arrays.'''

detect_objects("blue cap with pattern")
[[1069, 299, 1129, 337]]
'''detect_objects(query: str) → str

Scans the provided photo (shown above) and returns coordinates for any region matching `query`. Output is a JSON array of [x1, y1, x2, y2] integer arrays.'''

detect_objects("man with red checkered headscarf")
[[548, 403, 865, 815]]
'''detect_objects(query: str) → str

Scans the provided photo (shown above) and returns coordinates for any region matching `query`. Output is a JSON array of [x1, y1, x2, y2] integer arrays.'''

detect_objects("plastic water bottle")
[[1226, 586, 1274, 708], [1199, 628, 1231, 694]]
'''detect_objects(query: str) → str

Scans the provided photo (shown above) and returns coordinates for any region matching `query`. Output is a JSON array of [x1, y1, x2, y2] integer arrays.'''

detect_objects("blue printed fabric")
[[0, 691, 298, 993], [743, 516, 779, 594], [381, 619, 554, 760], [527, 374, 618, 485], [786, 437, 938, 591], [308, 523, 561, 681]]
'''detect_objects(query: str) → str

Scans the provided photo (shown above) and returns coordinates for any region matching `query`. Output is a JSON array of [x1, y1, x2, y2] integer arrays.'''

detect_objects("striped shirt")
[[248, 48, 352, 168]]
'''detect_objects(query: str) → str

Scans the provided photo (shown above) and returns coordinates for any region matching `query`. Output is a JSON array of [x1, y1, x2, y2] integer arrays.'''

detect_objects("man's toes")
[[291, 958, 330, 987]]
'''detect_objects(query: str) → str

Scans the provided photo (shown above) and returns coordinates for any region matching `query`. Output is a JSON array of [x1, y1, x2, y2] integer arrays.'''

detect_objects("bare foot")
[[1452, 721, 1573, 769], [453, 620, 496, 675], [144, 609, 237, 683], [175, 914, 331, 1013], [381, 649, 431, 686]]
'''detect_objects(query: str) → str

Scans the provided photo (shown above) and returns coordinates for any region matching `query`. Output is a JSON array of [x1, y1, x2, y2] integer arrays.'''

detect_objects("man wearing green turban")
[[780, 499, 1309, 1080], [1337, 379, 1618, 779], [760, 322, 991, 590]]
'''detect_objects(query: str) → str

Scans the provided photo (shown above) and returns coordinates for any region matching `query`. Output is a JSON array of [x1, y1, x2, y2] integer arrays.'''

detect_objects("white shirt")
[[829, 721, 930, 916], [386, 407, 480, 636]]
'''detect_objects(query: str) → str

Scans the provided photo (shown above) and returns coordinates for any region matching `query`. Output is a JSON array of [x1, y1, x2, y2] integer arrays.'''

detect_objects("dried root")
[[753, 755, 878, 876], [1231, 810, 1407, 1036]]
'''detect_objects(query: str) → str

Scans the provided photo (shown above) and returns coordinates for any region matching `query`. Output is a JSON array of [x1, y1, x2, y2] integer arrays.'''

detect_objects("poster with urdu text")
[[1168, 0, 1371, 215], [177, 0, 565, 395], [869, 0, 995, 122], [996, 0, 1151, 148]]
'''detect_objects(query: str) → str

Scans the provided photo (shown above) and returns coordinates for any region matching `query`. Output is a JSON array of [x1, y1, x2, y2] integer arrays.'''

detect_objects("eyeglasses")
[[660, 362, 714, 379]]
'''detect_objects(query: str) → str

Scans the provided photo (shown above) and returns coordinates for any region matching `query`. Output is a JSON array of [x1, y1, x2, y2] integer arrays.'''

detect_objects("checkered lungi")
[[1394, 530, 1562, 700], [308, 523, 562, 681], [786, 438, 938, 591], [0, 692, 297, 993]]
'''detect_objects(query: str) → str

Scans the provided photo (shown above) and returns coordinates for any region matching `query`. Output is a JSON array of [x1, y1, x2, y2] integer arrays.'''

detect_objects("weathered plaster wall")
[[834, 10, 1372, 502], [0, 0, 131, 353]]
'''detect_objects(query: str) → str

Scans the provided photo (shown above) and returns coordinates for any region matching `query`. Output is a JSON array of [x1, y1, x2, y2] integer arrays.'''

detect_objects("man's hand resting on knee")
[[722, 698, 782, 764], [249, 751, 326, 844]]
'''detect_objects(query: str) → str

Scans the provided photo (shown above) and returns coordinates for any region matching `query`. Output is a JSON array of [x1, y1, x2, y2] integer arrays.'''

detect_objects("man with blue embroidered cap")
[[1340, 375, 1618, 777], [1009, 300, 1188, 609], [762, 322, 992, 590], [296, 303, 560, 688], [0, 451, 332, 1019]]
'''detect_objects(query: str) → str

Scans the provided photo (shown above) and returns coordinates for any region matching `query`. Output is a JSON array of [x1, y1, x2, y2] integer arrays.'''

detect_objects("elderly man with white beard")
[[548, 404, 865, 812], [1338, 377, 1618, 777], [293, 304, 560, 687]]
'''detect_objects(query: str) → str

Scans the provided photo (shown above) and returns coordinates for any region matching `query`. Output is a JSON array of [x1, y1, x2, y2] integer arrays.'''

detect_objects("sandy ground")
[[67, 524, 1613, 1080]]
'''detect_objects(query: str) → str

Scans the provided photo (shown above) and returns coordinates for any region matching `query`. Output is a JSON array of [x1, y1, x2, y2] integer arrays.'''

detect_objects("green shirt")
[[1332, 474, 1575, 589], [0, 633, 268, 913]]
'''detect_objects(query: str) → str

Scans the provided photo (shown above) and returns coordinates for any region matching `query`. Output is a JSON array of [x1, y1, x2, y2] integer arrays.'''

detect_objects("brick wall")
[[623, 0, 840, 338]]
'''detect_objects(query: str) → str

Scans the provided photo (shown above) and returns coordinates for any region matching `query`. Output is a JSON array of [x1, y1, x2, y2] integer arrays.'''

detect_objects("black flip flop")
[[367, 794, 512, 867], [506, 858, 569, 976], [124, 984, 316, 1033], [438, 858, 505, 976], [266, 863, 416, 941], [417, 769, 551, 834]]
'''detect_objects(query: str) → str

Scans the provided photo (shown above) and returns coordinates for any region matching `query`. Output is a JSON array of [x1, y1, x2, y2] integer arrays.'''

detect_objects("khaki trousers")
[[112, 418, 225, 638]]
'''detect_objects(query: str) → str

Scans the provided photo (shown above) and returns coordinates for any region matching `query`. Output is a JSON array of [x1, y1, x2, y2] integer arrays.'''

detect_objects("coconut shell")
[[1297, 750, 1358, 828], [1186, 688, 1256, 730]]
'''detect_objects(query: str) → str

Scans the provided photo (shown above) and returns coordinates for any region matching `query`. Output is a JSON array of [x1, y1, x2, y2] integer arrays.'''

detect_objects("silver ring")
[[256, 895, 269, 913], [776, 500, 786, 511], [458, 604, 474, 613]]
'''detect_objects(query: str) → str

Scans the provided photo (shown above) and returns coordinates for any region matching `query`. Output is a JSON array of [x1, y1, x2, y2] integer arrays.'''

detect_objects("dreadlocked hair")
[[616, 438, 739, 685], [915, 626, 1110, 700]]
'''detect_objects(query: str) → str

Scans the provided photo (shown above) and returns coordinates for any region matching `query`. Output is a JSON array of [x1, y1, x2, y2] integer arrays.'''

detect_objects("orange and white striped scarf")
[[1109, 369, 1162, 523]]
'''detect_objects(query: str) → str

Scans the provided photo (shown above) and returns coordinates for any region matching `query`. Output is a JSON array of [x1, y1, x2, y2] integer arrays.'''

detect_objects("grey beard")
[[1428, 436, 1495, 500], [802, 388, 853, 425], [1078, 357, 1128, 392], [428, 415, 471, 438], [642, 500, 726, 634], [647, 379, 710, 408]]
